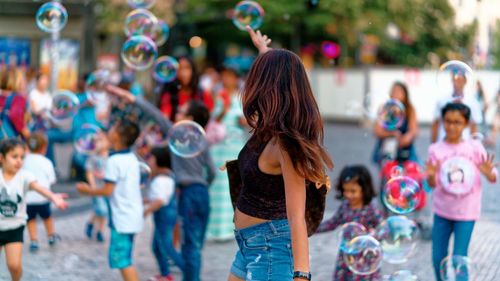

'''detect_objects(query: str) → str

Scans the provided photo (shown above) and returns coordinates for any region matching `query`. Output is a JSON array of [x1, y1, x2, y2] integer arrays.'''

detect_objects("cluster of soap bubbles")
[[339, 216, 420, 277], [121, 0, 178, 81]]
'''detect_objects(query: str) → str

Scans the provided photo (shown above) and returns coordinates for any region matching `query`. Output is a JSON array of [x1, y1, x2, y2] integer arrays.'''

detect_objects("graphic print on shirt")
[[438, 156, 476, 195], [0, 187, 22, 217]]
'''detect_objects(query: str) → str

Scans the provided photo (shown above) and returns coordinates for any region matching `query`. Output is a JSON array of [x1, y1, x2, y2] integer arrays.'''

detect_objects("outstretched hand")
[[478, 153, 498, 181], [246, 26, 271, 54], [105, 84, 136, 104], [51, 193, 69, 210], [76, 182, 92, 195]]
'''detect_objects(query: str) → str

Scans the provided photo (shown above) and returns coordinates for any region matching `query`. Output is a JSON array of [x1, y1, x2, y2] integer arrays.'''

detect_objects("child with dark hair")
[[316, 165, 384, 280], [23, 132, 60, 252], [104, 85, 216, 281], [76, 120, 143, 281], [426, 102, 497, 281], [144, 146, 184, 281], [0, 138, 67, 281]]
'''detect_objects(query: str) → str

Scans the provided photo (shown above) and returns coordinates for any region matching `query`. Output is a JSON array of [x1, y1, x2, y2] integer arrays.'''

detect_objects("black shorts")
[[0, 226, 25, 246], [27, 203, 52, 221]]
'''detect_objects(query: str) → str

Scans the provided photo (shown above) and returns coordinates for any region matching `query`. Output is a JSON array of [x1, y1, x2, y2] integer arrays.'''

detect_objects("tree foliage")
[[178, 0, 477, 67], [94, 0, 477, 67]]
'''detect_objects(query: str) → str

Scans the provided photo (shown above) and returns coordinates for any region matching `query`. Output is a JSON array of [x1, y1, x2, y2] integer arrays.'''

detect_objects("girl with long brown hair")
[[373, 81, 419, 165], [227, 27, 333, 281]]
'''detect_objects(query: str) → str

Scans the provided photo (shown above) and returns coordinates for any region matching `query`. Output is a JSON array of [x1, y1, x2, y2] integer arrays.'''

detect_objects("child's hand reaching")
[[478, 153, 498, 182], [76, 182, 92, 195], [105, 84, 136, 104], [51, 193, 69, 210], [246, 26, 271, 54]]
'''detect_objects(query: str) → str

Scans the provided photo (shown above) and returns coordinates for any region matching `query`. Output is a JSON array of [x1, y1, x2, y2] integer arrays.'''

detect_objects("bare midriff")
[[234, 208, 269, 230]]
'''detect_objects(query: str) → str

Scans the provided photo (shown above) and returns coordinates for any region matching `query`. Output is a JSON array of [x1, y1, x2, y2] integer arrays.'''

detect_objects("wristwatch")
[[293, 271, 311, 280]]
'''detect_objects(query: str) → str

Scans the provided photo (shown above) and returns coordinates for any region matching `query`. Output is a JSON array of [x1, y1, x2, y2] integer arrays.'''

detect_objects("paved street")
[[1, 123, 499, 281]]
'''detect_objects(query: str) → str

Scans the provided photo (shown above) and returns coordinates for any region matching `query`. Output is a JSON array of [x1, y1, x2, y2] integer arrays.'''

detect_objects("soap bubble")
[[338, 222, 367, 252], [390, 166, 405, 179], [232, 1, 265, 31], [121, 36, 158, 70], [438, 156, 475, 195], [343, 235, 383, 275], [153, 56, 179, 83], [152, 20, 170, 46], [36, 2, 68, 33], [382, 176, 421, 215], [124, 9, 158, 38], [127, 0, 155, 9], [436, 60, 475, 96], [168, 120, 208, 158], [74, 124, 102, 155], [440, 255, 472, 281], [374, 216, 419, 264], [378, 99, 406, 131], [49, 91, 80, 121]]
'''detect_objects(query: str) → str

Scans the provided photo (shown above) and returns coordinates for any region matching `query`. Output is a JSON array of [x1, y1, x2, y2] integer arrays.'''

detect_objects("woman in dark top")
[[158, 56, 213, 121], [226, 27, 333, 281], [373, 81, 419, 165]]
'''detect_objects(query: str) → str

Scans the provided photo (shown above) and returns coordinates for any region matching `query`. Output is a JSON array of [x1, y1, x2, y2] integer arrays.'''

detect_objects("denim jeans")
[[230, 219, 293, 281], [432, 214, 475, 281], [153, 200, 184, 276], [178, 183, 210, 281]]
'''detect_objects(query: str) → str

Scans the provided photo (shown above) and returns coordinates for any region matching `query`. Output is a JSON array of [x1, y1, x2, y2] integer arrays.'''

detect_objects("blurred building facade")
[[449, 0, 500, 67]]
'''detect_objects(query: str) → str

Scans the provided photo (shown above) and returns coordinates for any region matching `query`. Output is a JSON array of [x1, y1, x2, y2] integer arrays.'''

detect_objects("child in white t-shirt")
[[77, 120, 143, 281], [23, 132, 59, 252], [0, 138, 67, 281], [144, 146, 184, 281]]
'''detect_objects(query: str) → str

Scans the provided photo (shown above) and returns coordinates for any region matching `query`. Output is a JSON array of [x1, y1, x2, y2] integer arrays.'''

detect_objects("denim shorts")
[[230, 219, 293, 281], [109, 228, 135, 269], [92, 197, 108, 217]]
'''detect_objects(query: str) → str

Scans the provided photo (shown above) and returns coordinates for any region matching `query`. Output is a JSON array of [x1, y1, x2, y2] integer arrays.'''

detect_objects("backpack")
[[0, 94, 19, 140]]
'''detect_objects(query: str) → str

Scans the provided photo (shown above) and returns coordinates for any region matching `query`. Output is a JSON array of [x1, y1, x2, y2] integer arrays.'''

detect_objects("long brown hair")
[[242, 49, 333, 184], [392, 82, 415, 120]]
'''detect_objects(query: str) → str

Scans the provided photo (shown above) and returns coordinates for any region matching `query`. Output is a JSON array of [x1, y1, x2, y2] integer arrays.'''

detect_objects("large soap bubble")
[[36, 2, 68, 33], [343, 235, 383, 275], [232, 1, 265, 31], [168, 120, 208, 158], [375, 216, 419, 264]]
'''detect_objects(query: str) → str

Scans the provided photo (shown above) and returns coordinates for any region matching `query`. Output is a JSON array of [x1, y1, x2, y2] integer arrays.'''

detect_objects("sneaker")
[[48, 234, 61, 246], [96, 232, 104, 242], [85, 223, 93, 239], [147, 275, 162, 281], [29, 241, 39, 252], [165, 275, 174, 281]]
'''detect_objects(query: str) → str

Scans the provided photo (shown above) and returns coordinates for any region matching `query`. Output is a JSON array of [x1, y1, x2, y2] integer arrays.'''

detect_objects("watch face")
[[439, 156, 476, 195]]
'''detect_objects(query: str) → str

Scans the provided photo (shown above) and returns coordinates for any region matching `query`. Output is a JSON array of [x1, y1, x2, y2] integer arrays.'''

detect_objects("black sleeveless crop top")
[[236, 135, 287, 220]]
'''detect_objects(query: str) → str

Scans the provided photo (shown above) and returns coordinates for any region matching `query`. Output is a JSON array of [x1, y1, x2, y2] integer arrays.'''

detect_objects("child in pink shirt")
[[426, 103, 497, 281]]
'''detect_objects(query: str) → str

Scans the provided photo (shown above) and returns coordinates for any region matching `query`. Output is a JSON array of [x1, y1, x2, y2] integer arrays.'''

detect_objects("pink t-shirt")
[[428, 139, 498, 221]]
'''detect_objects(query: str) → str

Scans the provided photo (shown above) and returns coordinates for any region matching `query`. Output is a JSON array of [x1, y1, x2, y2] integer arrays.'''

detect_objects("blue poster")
[[0, 37, 31, 66]]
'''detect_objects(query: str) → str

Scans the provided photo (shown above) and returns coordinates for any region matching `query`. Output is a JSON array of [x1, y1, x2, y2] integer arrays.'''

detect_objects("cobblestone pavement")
[[1, 123, 499, 281]]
